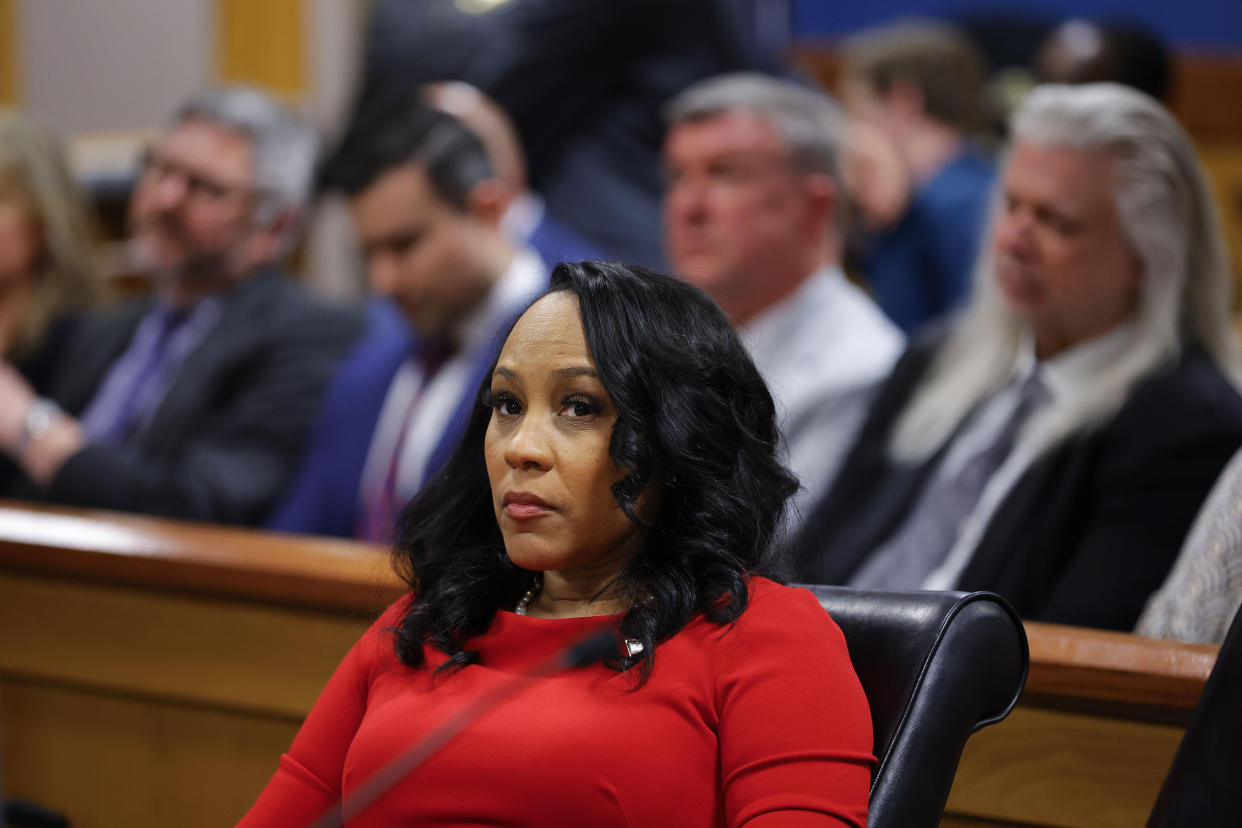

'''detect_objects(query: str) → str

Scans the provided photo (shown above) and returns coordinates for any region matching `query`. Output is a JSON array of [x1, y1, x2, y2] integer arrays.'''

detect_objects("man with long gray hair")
[[787, 83, 1242, 630], [663, 73, 904, 534], [0, 86, 362, 524]]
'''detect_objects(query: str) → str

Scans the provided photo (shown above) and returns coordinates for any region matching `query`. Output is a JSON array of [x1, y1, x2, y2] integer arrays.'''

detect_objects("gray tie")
[[850, 373, 1049, 590]]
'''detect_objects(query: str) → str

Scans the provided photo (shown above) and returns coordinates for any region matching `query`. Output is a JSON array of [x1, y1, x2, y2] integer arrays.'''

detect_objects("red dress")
[[238, 577, 874, 827]]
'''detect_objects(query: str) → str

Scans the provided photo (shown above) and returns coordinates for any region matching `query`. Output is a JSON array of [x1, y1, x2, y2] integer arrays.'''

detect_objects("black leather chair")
[[803, 586, 1029, 828]]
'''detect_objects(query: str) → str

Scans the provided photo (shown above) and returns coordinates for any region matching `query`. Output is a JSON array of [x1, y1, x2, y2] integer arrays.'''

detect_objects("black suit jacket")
[[787, 333, 1242, 630], [1147, 599, 1242, 825], [360, 0, 787, 269], [2, 271, 363, 525]]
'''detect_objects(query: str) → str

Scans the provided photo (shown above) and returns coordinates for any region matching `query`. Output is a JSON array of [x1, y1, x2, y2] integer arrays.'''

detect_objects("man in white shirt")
[[268, 96, 545, 540], [788, 83, 1242, 631], [662, 73, 904, 533]]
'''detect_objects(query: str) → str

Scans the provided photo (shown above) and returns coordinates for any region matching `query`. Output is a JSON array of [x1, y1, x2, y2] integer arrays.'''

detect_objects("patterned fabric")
[[1136, 448, 1242, 645]]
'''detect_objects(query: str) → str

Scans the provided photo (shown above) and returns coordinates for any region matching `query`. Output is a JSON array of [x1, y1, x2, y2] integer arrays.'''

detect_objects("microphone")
[[565, 628, 623, 667], [306, 628, 620, 828]]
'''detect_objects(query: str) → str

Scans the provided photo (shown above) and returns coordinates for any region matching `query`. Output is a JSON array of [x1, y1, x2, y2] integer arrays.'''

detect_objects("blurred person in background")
[[421, 81, 606, 267], [0, 87, 362, 524], [0, 109, 103, 390], [1035, 19, 1173, 102], [1136, 445, 1242, 645], [789, 84, 1242, 631], [268, 95, 546, 541], [841, 19, 996, 334], [355, 0, 793, 269], [663, 73, 903, 535]]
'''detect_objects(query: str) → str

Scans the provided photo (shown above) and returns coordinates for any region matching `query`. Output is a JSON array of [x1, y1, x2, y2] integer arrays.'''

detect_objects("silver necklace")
[[513, 573, 645, 657], [514, 573, 541, 615]]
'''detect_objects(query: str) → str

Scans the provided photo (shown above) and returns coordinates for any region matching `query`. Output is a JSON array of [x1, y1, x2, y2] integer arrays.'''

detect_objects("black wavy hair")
[[390, 260, 799, 680], [318, 88, 492, 206]]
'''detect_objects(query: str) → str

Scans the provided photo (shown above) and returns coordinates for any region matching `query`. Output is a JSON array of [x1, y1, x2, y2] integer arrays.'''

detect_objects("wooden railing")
[[0, 501, 1217, 828], [0, 499, 402, 612], [944, 624, 1215, 828]]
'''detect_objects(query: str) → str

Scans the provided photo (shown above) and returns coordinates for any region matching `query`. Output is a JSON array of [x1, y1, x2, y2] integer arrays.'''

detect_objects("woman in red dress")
[[239, 260, 874, 827]]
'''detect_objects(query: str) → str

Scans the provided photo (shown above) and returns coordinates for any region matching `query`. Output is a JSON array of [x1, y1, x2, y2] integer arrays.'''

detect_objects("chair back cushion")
[[802, 586, 1029, 828]]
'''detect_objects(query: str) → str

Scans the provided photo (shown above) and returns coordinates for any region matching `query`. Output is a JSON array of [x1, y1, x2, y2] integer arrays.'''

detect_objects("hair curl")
[[319, 89, 493, 210], [390, 261, 798, 680]]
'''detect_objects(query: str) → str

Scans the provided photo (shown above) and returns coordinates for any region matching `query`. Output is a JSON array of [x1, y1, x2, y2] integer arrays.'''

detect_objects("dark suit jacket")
[[1147, 601, 1242, 825], [265, 300, 498, 539], [2, 271, 363, 525], [13, 314, 81, 394], [360, 0, 787, 269], [787, 333, 1242, 630], [526, 210, 608, 270]]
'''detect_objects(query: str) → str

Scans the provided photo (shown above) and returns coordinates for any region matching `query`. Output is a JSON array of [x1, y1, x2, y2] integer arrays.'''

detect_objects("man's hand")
[[0, 361, 86, 487], [0, 361, 38, 451]]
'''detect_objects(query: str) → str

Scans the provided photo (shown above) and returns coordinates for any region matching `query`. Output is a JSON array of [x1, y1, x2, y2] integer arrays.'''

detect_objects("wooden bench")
[[0, 501, 1217, 828]]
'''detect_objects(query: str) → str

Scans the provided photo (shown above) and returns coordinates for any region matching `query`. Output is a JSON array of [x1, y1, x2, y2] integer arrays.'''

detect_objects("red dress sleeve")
[[235, 597, 413, 828], [715, 583, 875, 827]]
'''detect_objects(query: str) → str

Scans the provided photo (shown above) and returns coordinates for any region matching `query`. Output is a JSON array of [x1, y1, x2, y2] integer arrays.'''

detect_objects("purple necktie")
[[357, 338, 457, 543], [90, 308, 189, 444]]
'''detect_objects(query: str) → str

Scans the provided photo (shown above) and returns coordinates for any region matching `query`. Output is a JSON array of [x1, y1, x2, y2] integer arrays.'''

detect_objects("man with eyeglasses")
[[0, 86, 362, 525]]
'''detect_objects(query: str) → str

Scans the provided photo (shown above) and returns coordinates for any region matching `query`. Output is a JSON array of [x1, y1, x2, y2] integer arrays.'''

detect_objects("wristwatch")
[[12, 397, 61, 454]]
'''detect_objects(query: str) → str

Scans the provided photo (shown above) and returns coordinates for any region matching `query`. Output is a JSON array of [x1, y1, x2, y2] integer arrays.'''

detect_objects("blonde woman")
[[0, 108, 102, 387]]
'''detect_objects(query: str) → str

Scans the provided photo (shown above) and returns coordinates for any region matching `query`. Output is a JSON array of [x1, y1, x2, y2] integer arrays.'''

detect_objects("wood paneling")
[[0, 572, 370, 717], [1169, 53, 1242, 142], [940, 817, 1037, 828], [0, 500, 403, 612], [1199, 142, 1242, 291], [1, 677, 298, 828], [216, 0, 306, 97], [0, 0, 19, 104], [947, 707, 1184, 828], [0, 502, 1222, 828]]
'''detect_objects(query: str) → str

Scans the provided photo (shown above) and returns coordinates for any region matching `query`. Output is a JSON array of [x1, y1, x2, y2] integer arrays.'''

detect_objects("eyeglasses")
[[137, 147, 258, 206]]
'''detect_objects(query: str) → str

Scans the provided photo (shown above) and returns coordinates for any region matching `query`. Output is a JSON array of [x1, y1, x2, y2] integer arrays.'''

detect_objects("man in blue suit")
[[267, 96, 546, 540], [422, 81, 606, 269]]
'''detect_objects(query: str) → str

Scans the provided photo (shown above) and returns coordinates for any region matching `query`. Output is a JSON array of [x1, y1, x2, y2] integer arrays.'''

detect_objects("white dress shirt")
[[358, 248, 546, 511], [740, 265, 905, 531], [500, 192, 545, 245]]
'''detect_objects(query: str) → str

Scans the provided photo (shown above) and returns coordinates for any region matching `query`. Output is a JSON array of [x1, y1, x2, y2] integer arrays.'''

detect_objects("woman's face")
[[0, 171, 41, 285], [484, 291, 639, 579]]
